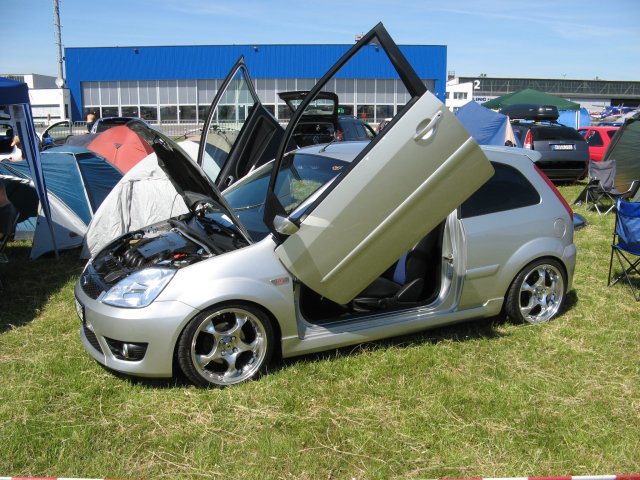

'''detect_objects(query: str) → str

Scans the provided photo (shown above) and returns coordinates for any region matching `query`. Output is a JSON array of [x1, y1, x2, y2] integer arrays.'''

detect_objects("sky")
[[5, 0, 640, 82]]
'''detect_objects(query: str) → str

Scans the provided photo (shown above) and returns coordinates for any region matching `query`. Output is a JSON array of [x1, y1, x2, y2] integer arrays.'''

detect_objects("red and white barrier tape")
[[3, 475, 638, 480], [444, 476, 640, 480]]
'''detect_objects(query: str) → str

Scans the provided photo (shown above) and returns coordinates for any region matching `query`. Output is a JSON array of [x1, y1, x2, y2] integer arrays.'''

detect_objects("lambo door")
[[198, 57, 285, 189], [264, 23, 495, 305]]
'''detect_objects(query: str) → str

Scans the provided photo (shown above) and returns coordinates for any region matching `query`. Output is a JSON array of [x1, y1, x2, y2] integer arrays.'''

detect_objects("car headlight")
[[102, 268, 176, 308]]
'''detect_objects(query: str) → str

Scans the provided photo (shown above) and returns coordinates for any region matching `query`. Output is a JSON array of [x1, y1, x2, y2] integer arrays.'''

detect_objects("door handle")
[[414, 110, 443, 142]]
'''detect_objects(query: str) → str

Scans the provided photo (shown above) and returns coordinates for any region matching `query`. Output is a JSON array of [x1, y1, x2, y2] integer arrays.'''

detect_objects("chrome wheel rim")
[[190, 308, 267, 385], [519, 264, 564, 324]]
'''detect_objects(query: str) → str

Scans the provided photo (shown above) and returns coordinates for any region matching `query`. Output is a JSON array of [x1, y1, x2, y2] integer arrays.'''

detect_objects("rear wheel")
[[177, 303, 274, 387], [505, 259, 566, 324]]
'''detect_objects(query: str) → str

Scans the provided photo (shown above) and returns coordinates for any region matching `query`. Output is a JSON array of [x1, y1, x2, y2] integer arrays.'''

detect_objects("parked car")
[[90, 116, 153, 134], [502, 104, 589, 182], [40, 117, 155, 149], [577, 126, 619, 161], [74, 25, 576, 387], [39, 120, 74, 148], [278, 91, 375, 145]]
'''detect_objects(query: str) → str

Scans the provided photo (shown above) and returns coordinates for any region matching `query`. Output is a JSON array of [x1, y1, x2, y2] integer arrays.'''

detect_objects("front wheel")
[[505, 259, 566, 324], [177, 303, 275, 387]]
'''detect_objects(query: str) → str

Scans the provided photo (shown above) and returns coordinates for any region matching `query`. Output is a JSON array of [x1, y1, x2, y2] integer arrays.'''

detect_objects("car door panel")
[[275, 92, 493, 304]]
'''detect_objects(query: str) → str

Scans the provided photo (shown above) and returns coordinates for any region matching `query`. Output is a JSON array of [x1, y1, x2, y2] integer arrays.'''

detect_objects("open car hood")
[[142, 126, 253, 244]]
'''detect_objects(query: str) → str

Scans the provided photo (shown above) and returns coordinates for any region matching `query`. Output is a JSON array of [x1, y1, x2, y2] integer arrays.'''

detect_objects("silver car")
[[74, 25, 576, 387]]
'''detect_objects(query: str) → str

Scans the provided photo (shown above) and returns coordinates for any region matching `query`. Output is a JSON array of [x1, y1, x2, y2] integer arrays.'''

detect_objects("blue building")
[[64, 44, 447, 124]]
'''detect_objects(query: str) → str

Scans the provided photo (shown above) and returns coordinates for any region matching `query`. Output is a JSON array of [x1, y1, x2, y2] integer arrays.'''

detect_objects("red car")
[[578, 126, 619, 161]]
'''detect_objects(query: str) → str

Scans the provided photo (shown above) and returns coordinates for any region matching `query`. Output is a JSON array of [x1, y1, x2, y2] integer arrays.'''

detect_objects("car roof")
[[294, 140, 368, 162], [578, 126, 619, 131]]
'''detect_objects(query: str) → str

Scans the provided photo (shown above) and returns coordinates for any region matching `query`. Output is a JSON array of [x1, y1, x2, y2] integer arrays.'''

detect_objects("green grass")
[[1, 184, 639, 479]]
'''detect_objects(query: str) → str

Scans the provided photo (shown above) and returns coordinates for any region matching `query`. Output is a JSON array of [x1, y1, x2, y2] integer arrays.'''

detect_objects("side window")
[[460, 162, 540, 218], [586, 130, 603, 146]]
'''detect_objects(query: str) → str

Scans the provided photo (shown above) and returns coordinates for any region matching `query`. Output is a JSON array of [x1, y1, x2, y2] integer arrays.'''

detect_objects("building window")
[[179, 105, 197, 121], [375, 105, 394, 121], [101, 106, 119, 117], [121, 106, 139, 117], [197, 104, 210, 121], [120, 81, 139, 105], [140, 106, 158, 121], [357, 105, 374, 121], [197, 79, 217, 106], [139, 80, 158, 105], [160, 106, 177, 121], [335, 78, 355, 104]]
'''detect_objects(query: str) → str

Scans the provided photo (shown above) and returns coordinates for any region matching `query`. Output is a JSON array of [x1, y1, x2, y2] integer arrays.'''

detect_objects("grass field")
[[1, 183, 639, 479]]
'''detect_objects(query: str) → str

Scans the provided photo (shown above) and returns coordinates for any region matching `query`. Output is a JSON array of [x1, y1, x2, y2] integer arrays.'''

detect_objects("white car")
[[74, 24, 576, 387]]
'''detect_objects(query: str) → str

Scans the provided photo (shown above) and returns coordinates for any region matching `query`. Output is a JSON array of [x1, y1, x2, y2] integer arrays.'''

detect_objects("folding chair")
[[573, 159, 639, 215], [608, 199, 640, 301]]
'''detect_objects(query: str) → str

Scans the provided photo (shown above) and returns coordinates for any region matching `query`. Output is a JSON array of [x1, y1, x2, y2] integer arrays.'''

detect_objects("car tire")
[[504, 258, 566, 324], [177, 303, 275, 387]]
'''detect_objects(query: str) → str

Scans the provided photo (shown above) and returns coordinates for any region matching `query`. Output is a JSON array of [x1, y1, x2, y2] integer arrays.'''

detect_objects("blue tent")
[[0, 77, 57, 255], [558, 108, 591, 129], [0, 146, 122, 258], [455, 101, 521, 147]]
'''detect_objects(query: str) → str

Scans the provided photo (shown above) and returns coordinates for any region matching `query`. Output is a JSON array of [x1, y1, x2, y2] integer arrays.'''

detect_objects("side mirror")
[[273, 215, 299, 236]]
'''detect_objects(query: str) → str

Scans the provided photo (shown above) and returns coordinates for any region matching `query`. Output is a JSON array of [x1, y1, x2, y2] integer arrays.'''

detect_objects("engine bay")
[[85, 211, 250, 293]]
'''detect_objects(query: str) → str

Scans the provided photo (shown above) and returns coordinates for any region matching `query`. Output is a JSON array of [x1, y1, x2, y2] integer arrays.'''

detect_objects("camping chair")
[[575, 160, 640, 214], [0, 205, 20, 290], [608, 199, 640, 301]]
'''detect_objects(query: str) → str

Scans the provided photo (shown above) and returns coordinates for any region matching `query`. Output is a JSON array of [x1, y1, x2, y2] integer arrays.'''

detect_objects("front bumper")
[[74, 281, 198, 378]]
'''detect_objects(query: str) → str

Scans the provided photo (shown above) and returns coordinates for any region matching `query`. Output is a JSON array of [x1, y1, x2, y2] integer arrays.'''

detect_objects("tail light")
[[524, 129, 533, 149], [534, 164, 573, 221]]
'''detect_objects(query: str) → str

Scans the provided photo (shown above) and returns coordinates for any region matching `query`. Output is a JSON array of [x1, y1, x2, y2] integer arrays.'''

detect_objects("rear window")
[[460, 162, 540, 218], [607, 130, 618, 140], [532, 126, 584, 141]]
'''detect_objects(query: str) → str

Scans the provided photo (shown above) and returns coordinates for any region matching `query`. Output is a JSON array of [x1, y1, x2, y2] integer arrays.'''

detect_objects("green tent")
[[603, 112, 640, 192], [482, 88, 580, 110]]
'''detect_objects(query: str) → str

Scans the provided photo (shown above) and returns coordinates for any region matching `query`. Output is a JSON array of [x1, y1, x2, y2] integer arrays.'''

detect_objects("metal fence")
[[34, 121, 205, 139]]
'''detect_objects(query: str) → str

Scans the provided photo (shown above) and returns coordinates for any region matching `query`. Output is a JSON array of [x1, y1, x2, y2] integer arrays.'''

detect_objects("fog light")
[[105, 338, 148, 361]]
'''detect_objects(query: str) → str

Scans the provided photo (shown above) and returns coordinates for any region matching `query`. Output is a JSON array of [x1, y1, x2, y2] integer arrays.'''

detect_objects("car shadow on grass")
[[0, 244, 85, 334], [274, 314, 511, 375], [97, 294, 580, 389]]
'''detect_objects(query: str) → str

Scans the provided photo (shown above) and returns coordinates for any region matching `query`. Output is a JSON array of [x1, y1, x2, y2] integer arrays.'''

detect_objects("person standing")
[[86, 112, 97, 132]]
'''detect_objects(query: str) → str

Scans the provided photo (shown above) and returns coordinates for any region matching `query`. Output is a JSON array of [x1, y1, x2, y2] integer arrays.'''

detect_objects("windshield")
[[222, 152, 348, 239]]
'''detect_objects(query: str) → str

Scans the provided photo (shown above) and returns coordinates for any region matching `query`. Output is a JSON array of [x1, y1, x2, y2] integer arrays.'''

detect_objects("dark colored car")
[[91, 116, 153, 133], [503, 105, 589, 182], [278, 91, 375, 146]]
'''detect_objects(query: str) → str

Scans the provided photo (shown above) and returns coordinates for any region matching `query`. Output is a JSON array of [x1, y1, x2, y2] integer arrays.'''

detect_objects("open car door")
[[198, 57, 285, 190], [264, 23, 495, 305]]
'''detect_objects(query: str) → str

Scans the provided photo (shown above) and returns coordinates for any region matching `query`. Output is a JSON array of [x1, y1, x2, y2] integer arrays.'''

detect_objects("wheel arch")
[[172, 298, 284, 371]]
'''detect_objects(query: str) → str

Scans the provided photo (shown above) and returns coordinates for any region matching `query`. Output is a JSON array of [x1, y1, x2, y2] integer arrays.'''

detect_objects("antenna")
[[53, 0, 65, 88]]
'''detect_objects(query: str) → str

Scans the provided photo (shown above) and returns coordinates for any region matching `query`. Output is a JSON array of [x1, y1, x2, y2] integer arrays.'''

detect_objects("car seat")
[[351, 228, 440, 311]]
